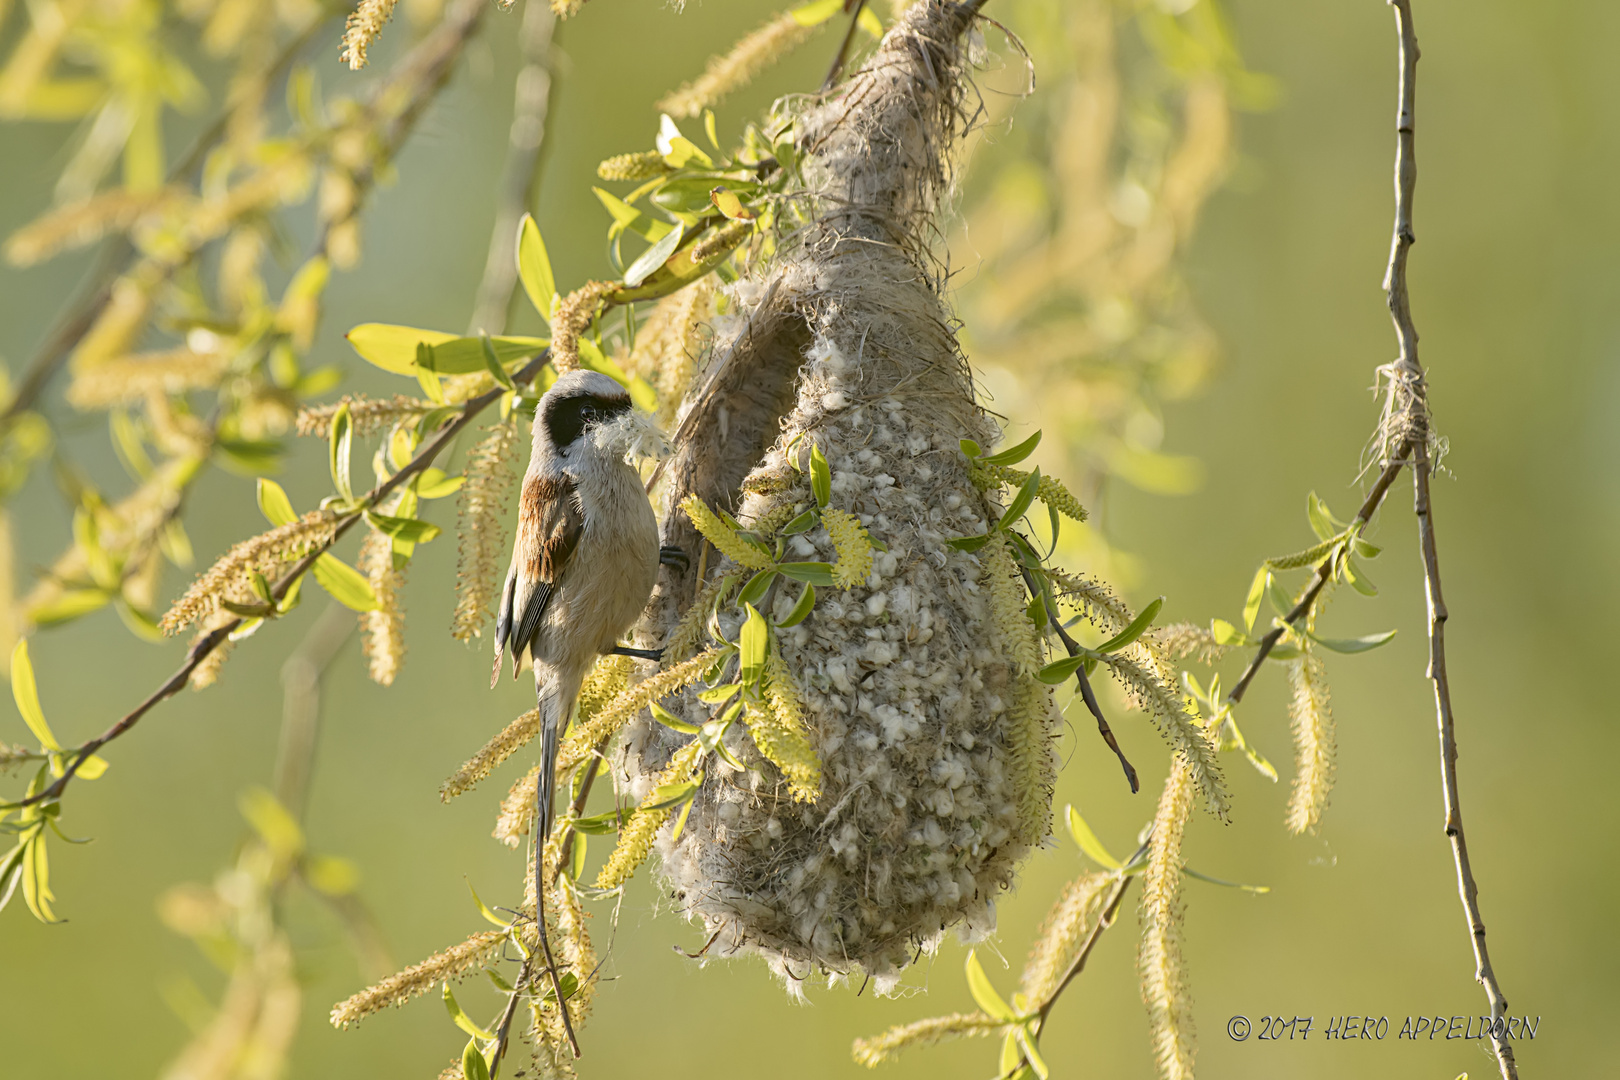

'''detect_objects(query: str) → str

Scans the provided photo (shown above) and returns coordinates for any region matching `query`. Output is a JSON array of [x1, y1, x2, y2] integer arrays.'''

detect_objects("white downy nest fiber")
[[620, 0, 1061, 992]]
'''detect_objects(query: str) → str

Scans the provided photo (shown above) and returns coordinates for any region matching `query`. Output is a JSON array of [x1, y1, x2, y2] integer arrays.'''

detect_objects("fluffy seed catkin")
[[595, 740, 703, 890], [451, 421, 516, 641], [1284, 652, 1335, 835], [339, 0, 398, 70], [656, 13, 816, 118], [329, 929, 505, 1026], [1140, 759, 1196, 1080]]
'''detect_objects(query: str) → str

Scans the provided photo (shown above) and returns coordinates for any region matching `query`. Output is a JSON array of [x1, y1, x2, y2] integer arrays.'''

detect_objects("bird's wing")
[[493, 471, 583, 684]]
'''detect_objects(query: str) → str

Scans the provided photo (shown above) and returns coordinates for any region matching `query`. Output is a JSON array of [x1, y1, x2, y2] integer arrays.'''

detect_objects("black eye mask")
[[543, 392, 632, 448]]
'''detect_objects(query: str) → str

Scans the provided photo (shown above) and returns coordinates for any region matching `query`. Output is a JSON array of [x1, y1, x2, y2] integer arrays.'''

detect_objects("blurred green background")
[[1, 1, 1613, 1077]]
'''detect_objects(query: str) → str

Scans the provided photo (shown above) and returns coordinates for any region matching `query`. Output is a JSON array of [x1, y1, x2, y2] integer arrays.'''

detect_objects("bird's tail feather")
[[536, 678, 566, 846]]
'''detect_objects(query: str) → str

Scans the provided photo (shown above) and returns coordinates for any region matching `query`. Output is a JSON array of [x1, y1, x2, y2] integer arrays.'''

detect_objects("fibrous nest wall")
[[620, 0, 1059, 989]]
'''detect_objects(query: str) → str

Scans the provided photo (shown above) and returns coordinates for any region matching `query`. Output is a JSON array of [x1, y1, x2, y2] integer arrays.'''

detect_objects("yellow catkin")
[[751, 645, 821, 802], [851, 1013, 1004, 1068], [448, 655, 630, 804], [65, 349, 228, 410], [451, 421, 517, 642], [595, 741, 702, 890], [1047, 565, 1132, 631], [329, 929, 505, 1027], [663, 572, 736, 666], [187, 613, 236, 690], [339, 0, 398, 70], [1154, 622, 1228, 666], [296, 394, 434, 438], [575, 651, 634, 718], [161, 512, 337, 635], [1101, 650, 1229, 823], [623, 280, 713, 431], [1140, 759, 1197, 1080], [680, 495, 773, 571], [444, 709, 538, 803], [549, 281, 619, 374], [1284, 652, 1336, 835], [357, 527, 406, 686], [596, 151, 669, 181], [686, 218, 752, 267], [556, 649, 719, 777], [823, 507, 874, 589], [494, 765, 540, 848], [657, 12, 816, 118], [975, 462, 1089, 523], [4, 187, 179, 267], [1007, 671, 1057, 844], [1020, 870, 1115, 1004], [983, 534, 1041, 675]]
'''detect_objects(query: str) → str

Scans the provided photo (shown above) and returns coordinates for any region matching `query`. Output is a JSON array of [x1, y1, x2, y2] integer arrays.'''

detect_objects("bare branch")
[[1383, 4, 1517, 1076]]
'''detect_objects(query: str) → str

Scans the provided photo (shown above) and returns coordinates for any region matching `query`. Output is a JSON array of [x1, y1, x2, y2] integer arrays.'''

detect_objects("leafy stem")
[[4, 349, 553, 814]]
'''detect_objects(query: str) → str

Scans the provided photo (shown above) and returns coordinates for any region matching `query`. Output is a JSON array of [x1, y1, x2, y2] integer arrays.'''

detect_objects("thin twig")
[[532, 777, 581, 1058], [1222, 452, 1408, 707], [821, 0, 871, 93], [1034, 839, 1149, 1027], [1382, 4, 1517, 1076], [1019, 564, 1137, 792], [468, 2, 557, 336], [7, 348, 551, 812], [487, 960, 535, 1077]]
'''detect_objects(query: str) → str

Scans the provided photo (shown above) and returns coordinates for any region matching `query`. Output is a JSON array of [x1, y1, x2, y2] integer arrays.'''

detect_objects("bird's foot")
[[659, 545, 690, 573]]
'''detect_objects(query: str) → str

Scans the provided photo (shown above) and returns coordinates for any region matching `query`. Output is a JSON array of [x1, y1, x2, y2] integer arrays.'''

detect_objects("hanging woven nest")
[[620, 0, 1057, 990]]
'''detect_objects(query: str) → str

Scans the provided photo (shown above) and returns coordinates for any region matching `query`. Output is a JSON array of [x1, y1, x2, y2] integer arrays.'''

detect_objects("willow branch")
[[821, 0, 870, 92], [0, 3, 347, 426], [1030, 837, 1151, 1034], [1383, 4, 1517, 1077], [468, 1, 557, 336], [8, 348, 551, 811], [1018, 563, 1137, 792], [1222, 454, 1408, 707]]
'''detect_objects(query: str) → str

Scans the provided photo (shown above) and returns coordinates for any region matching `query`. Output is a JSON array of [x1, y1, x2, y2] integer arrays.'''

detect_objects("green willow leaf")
[[1242, 566, 1267, 632], [10, 642, 60, 752], [312, 554, 378, 612], [443, 984, 495, 1042], [516, 212, 557, 326], [997, 467, 1041, 531], [809, 444, 831, 507], [328, 401, 353, 502], [1306, 628, 1397, 653], [776, 562, 836, 587], [739, 603, 768, 696], [737, 568, 778, 608], [364, 511, 443, 544], [981, 430, 1042, 467], [945, 533, 993, 553], [623, 223, 684, 288], [649, 701, 701, 734], [778, 583, 816, 628], [1183, 865, 1271, 893], [1096, 597, 1163, 653], [257, 478, 297, 527], [1066, 805, 1121, 869], [964, 950, 1016, 1022]]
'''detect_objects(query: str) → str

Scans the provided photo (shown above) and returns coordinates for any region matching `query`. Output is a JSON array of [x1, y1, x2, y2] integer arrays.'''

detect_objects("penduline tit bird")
[[492, 369, 680, 1056]]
